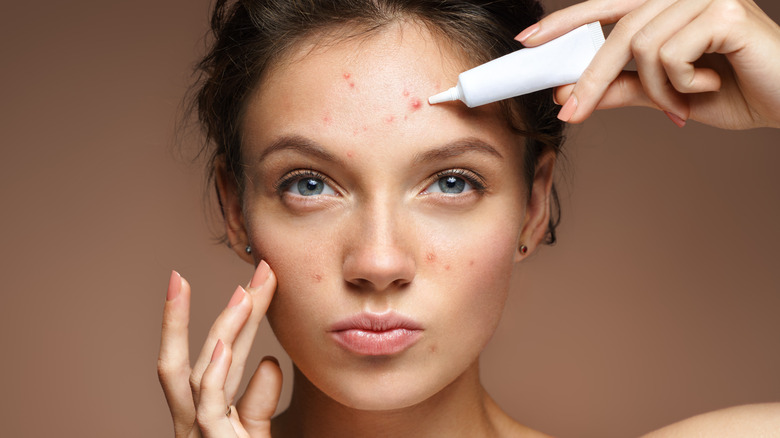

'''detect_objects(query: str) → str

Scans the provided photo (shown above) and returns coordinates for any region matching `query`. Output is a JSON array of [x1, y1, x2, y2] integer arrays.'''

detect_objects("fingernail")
[[552, 93, 560, 106], [211, 339, 224, 363], [167, 270, 182, 301], [249, 260, 271, 288], [227, 285, 246, 308], [514, 23, 540, 43], [664, 111, 687, 128], [557, 94, 578, 122]]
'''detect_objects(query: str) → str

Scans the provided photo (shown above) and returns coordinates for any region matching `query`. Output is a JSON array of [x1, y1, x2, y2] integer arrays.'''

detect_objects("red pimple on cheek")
[[343, 72, 351, 80], [444, 264, 451, 271], [403, 89, 410, 97], [410, 97, 422, 111], [426, 252, 436, 263], [346, 151, 354, 158], [469, 260, 475, 266], [384, 115, 395, 123]]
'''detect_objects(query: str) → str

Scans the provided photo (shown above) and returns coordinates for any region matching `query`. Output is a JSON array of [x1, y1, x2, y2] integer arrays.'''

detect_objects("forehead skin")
[[241, 20, 524, 169]]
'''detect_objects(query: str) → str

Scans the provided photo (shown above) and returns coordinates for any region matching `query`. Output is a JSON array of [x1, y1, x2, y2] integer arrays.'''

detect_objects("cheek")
[[245, 214, 337, 332]]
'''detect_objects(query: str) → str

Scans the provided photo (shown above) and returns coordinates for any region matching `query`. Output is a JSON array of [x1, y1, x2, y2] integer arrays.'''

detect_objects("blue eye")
[[424, 173, 474, 194], [282, 172, 336, 196]]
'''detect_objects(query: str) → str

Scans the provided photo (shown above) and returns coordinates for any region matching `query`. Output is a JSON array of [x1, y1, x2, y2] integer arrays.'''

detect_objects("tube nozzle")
[[428, 86, 459, 105]]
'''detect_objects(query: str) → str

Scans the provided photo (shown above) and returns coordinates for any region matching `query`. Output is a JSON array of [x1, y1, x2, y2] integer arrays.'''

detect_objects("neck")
[[273, 360, 510, 438]]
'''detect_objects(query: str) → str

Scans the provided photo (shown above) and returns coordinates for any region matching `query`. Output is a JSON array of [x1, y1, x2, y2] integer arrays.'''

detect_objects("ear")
[[215, 161, 254, 264], [515, 149, 556, 262]]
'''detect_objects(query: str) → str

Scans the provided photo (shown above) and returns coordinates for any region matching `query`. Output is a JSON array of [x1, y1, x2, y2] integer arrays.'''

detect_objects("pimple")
[[313, 273, 323, 283], [469, 260, 474, 266], [410, 97, 421, 111], [384, 115, 395, 123], [402, 89, 410, 97], [346, 151, 354, 158], [444, 264, 451, 271], [426, 252, 436, 263], [343, 72, 351, 80], [322, 114, 332, 124]]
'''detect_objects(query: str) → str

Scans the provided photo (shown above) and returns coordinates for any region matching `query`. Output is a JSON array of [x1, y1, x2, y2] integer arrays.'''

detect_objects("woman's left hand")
[[516, 0, 780, 129]]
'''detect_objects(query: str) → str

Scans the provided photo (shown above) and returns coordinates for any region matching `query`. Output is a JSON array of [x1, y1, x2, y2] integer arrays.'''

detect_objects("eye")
[[279, 170, 337, 196], [423, 170, 484, 195]]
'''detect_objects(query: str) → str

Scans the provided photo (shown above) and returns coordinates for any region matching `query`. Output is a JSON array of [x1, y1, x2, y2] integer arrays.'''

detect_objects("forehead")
[[242, 21, 520, 160]]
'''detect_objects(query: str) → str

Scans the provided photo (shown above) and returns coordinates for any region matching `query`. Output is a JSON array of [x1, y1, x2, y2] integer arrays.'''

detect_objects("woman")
[[158, 0, 780, 436]]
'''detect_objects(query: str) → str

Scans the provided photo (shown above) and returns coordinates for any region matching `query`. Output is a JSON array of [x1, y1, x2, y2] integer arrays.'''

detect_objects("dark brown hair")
[[192, 0, 564, 244]]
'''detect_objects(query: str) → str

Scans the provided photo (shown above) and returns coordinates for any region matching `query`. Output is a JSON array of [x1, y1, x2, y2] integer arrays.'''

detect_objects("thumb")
[[236, 356, 283, 437], [553, 72, 662, 123]]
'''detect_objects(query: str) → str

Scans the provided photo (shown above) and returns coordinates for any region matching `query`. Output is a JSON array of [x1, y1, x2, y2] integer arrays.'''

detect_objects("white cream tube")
[[429, 22, 605, 107]]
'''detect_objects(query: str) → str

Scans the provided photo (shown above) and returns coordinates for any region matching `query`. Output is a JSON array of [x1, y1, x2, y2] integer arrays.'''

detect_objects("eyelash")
[[273, 168, 488, 195], [274, 169, 335, 194], [429, 169, 487, 193]]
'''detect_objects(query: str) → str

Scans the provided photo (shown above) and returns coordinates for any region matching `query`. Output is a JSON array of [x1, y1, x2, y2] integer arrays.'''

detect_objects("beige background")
[[1, 1, 778, 437]]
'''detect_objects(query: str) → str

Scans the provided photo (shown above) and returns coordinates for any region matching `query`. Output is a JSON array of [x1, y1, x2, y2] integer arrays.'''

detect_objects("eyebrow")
[[255, 135, 339, 165], [413, 137, 503, 164], [254, 135, 503, 165]]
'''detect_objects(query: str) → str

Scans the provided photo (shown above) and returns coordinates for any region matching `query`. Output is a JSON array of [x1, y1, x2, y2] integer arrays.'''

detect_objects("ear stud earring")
[[245, 245, 252, 254], [519, 244, 528, 255]]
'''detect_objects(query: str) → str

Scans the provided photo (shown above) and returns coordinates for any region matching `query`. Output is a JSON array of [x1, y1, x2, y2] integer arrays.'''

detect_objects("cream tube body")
[[429, 22, 605, 107]]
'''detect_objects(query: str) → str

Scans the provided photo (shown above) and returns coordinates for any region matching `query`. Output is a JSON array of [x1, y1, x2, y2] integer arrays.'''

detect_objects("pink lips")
[[329, 312, 423, 356]]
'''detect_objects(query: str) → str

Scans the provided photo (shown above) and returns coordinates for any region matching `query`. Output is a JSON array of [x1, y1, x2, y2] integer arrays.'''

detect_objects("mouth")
[[329, 311, 423, 356]]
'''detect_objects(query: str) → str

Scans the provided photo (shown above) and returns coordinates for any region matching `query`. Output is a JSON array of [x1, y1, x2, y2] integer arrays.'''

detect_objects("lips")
[[329, 312, 423, 356]]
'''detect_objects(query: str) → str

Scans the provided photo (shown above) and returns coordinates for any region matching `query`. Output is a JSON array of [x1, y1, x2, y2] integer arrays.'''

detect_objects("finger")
[[236, 356, 283, 437], [190, 285, 253, 405], [517, 0, 645, 46], [196, 340, 240, 437], [158, 270, 197, 433], [555, 72, 658, 110], [225, 261, 277, 402], [557, 0, 678, 123], [658, 5, 729, 94]]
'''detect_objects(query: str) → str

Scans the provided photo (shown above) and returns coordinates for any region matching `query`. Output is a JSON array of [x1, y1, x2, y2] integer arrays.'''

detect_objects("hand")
[[158, 261, 282, 437], [516, 0, 780, 129]]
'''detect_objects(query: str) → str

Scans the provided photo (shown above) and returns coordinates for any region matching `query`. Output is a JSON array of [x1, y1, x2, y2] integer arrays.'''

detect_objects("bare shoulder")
[[641, 403, 780, 438]]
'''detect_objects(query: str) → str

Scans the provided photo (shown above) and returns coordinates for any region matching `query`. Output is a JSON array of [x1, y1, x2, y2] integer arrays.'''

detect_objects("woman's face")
[[226, 23, 551, 410]]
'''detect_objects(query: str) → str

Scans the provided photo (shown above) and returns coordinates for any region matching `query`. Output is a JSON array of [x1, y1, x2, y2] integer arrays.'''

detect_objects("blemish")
[[469, 260, 474, 266], [349, 82, 355, 88], [322, 114, 332, 124], [343, 72, 351, 80], [426, 252, 436, 263], [346, 151, 354, 158], [404, 115, 408, 121], [402, 89, 410, 97], [384, 115, 395, 123], [410, 97, 422, 111], [313, 273, 322, 283], [352, 129, 359, 136], [362, 125, 368, 131], [444, 265, 451, 271]]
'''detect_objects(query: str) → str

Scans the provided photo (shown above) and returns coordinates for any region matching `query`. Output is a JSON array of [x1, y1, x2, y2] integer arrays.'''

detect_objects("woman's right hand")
[[157, 261, 282, 437]]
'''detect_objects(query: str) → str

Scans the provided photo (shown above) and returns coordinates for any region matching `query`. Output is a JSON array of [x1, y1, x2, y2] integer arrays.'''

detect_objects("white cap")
[[428, 86, 460, 105]]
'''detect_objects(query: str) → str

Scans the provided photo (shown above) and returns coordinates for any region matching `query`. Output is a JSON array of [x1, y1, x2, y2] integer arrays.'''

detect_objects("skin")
[[158, 1, 780, 437], [160, 21, 555, 438], [516, 0, 780, 129]]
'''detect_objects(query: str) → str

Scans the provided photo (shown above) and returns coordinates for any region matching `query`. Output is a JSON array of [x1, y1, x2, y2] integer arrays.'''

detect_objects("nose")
[[342, 202, 416, 292]]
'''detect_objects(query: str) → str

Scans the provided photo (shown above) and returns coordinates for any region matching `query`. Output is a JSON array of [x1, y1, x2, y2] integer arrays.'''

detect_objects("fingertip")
[[167, 270, 182, 301], [514, 22, 540, 44], [249, 259, 271, 289], [210, 339, 225, 363]]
